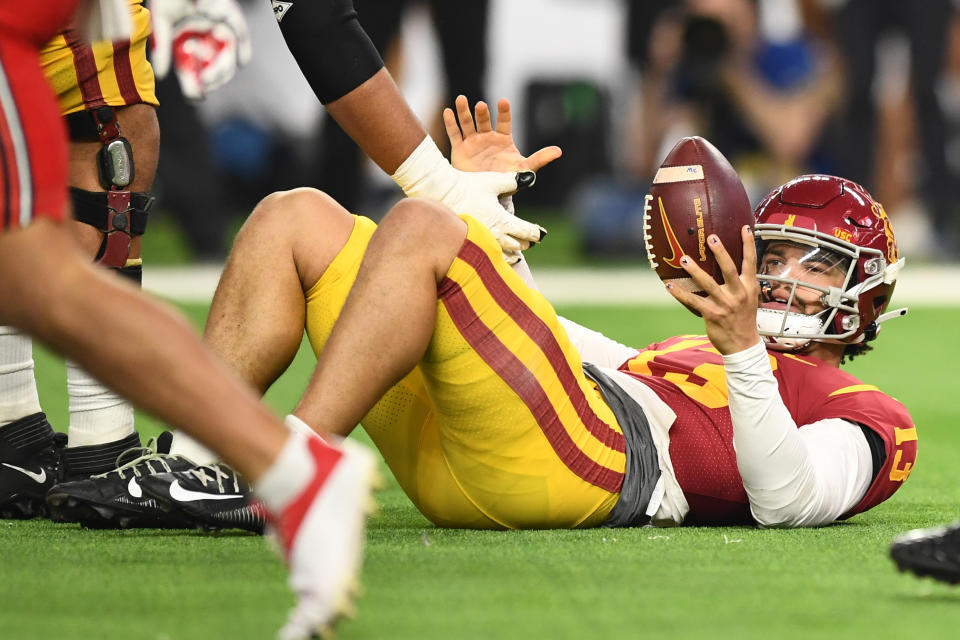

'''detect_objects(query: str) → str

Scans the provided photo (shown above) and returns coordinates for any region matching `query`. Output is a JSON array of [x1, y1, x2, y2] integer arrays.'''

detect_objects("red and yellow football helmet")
[[753, 174, 907, 350]]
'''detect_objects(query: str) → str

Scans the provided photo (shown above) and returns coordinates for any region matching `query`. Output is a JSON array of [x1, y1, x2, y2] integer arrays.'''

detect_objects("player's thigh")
[[303, 213, 499, 527], [422, 215, 626, 529], [362, 368, 500, 528]]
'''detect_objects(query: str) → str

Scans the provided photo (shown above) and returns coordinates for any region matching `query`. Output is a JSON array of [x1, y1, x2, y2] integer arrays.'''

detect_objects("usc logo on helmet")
[[872, 202, 899, 264], [833, 228, 853, 242]]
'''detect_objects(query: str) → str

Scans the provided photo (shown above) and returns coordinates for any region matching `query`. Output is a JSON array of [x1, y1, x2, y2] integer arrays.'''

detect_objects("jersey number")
[[889, 427, 918, 482], [627, 339, 778, 409]]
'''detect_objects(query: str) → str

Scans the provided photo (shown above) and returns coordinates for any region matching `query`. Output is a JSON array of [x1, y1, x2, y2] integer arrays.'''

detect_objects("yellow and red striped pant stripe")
[[39, 0, 157, 115], [305, 215, 625, 529]]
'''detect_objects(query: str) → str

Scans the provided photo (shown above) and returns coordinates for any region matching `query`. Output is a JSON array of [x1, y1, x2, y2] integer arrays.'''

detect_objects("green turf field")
[[2, 302, 958, 639]]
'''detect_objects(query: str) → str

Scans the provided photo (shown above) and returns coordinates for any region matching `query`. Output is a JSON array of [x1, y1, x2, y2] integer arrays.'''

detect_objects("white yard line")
[[145, 264, 960, 306]]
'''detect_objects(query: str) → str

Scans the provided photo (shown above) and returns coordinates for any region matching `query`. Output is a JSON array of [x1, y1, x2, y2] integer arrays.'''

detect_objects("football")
[[643, 136, 754, 298]]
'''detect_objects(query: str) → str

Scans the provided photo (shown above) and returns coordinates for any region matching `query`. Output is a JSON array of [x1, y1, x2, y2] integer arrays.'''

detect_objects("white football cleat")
[[271, 437, 378, 640]]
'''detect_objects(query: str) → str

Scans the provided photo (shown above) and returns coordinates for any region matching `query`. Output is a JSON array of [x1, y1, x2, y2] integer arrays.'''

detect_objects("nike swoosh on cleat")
[[127, 476, 142, 498], [168, 479, 244, 502], [2, 462, 47, 484]]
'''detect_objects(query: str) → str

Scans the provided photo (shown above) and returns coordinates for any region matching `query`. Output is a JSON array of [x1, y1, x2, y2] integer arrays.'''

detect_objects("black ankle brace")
[[61, 431, 142, 480]]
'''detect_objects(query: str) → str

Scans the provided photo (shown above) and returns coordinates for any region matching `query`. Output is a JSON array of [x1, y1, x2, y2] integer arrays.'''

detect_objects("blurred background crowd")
[[152, 0, 960, 264]]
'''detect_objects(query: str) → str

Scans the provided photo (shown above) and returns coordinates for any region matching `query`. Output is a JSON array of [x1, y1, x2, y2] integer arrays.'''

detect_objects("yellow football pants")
[[305, 215, 625, 529], [41, 0, 157, 114]]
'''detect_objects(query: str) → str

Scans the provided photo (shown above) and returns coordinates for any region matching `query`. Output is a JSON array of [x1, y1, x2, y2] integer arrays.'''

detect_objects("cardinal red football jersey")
[[618, 335, 917, 525], [0, 0, 79, 232]]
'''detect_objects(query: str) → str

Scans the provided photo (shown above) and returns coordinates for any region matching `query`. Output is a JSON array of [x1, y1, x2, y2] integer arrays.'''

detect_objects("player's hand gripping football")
[[150, 0, 252, 100], [442, 96, 562, 264], [665, 226, 762, 355]]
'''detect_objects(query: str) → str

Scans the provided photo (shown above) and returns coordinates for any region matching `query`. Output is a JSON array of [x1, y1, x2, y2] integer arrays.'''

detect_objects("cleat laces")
[[92, 436, 190, 481], [185, 462, 243, 495]]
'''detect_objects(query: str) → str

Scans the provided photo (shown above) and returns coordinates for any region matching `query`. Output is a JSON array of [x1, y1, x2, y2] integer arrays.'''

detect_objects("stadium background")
[[4, 1, 960, 638]]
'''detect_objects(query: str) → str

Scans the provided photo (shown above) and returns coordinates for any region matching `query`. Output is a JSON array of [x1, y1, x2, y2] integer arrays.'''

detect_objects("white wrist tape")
[[390, 136, 459, 201], [389, 135, 542, 262]]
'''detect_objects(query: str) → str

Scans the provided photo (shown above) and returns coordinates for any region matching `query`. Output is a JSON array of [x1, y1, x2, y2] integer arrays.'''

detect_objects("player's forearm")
[[724, 341, 852, 527], [325, 68, 428, 174], [277, 0, 425, 173], [275, 0, 426, 173]]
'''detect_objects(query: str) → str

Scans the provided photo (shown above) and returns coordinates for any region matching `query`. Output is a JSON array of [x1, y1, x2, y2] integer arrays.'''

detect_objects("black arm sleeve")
[[275, 0, 385, 104]]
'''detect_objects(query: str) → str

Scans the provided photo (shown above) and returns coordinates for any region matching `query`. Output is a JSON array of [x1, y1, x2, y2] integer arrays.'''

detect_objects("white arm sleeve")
[[723, 341, 874, 527], [557, 317, 639, 369]]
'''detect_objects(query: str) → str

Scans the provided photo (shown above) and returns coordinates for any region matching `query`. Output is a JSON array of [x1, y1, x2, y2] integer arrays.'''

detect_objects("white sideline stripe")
[[144, 264, 960, 306]]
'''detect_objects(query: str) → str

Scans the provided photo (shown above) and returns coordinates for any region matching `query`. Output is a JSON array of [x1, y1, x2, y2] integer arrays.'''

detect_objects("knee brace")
[[71, 187, 153, 270], [70, 106, 155, 268]]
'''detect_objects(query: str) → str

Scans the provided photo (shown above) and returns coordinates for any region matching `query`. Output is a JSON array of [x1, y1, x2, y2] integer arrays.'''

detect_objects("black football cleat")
[[0, 413, 64, 519], [141, 462, 265, 534], [890, 522, 960, 585], [46, 432, 197, 529]]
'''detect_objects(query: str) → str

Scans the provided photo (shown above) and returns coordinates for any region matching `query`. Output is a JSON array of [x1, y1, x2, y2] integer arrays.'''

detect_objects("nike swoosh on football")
[[2, 462, 47, 484], [127, 476, 143, 498], [168, 479, 244, 502]]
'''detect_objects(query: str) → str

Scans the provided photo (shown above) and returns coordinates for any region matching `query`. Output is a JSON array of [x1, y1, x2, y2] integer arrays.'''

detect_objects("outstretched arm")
[[325, 69, 428, 175], [274, 0, 548, 261], [273, 0, 425, 173]]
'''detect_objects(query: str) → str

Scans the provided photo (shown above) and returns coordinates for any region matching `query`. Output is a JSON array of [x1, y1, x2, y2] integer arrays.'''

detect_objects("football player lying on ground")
[[0, 1, 377, 637], [134, 97, 915, 530]]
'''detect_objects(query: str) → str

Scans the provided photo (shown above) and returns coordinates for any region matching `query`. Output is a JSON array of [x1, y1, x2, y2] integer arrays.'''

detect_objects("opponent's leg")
[[0, 219, 377, 634], [0, 221, 284, 476], [3, 21, 372, 635]]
